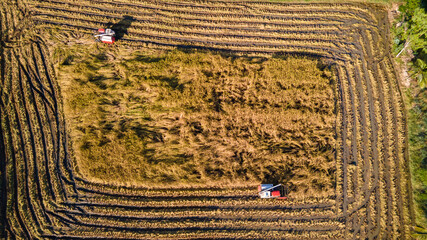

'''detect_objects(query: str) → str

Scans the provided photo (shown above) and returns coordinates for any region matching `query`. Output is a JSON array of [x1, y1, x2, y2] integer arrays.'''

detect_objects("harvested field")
[[0, 0, 414, 239]]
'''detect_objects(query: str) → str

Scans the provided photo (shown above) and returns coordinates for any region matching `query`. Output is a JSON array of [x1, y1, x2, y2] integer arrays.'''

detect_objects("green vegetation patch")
[[393, 0, 427, 233], [56, 45, 336, 195], [406, 87, 427, 231]]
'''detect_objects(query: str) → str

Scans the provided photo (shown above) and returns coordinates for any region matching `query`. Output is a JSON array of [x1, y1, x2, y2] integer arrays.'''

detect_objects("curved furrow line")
[[23, 41, 90, 229], [358, 50, 381, 239], [28, 0, 370, 25], [72, 179, 336, 199], [34, 17, 345, 39], [376, 60, 394, 238], [30, 4, 349, 27], [383, 58, 408, 238], [335, 61, 355, 238], [30, 3, 345, 32], [31, 14, 348, 50], [73, 176, 258, 193], [354, 27, 381, 238], [55, 203, 337, 219], [62, 200, 335, 212], [23, 41, 71, 203], [0, 49, 32, 239], [81, 0, 378, 21], [34, 40, 82, 200], [2, 108, 32, 239], [38, 216, 345, 234], [53, 209, 342, 230], [32, 6, 349, 43], [57, 205, 336, 219], [341, 60, 362, 239], [15, 51, 54, 227], [52, 200, 342, 232], [10, 68, 42, 236], [27, 44, 57, 201], [29, 51, 70, 204], [22, 66, 55, 112], [33, 21, 352, 61], [41, 228, 343, 240], [30, 4, 347, 31], [363, 17, 397, 237], [35, 13, 352, 54], [32, 21, 351, 60], [351, 56, 372, 239], [390, 51, 415, 236]]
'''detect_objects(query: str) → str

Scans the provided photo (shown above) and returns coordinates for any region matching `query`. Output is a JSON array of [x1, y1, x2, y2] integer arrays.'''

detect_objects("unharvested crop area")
[[0, 0, 414, 239], [57, 45, 336, 194]]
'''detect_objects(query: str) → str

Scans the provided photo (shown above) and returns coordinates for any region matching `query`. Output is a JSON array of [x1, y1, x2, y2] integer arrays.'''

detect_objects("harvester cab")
[[258, 184, 288, 199], [94, 28, 116, 44]]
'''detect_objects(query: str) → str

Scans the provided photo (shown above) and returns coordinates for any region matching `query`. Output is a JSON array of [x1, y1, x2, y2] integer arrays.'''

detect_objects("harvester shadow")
[[107, 15, 136, 40]]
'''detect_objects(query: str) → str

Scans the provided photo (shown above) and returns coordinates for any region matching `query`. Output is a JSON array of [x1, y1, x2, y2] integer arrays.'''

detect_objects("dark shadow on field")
[[150, 75, 184, 91], [132, 55, 165, 63], [127, 122, 164, 143], [123, 36, 340, 65], [261, 166, 293, 185], [176, 47, 270, 64], [107, 15, 136, 41]]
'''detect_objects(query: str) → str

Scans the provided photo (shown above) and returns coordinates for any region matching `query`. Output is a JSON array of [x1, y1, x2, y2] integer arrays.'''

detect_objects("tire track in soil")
[[56, 207, 339, 222], [352, 59, 371, 239], [63, 201, 334, 211], [31, 4, 348, 33], [335, 64, 350, 238], [358, 25, 383, 239], [2, 107, 32, 239], [377, 61, 394, 239], [0, 63, 27, 238], [391, 56, 416, 231], [16, 51, 53, 226], [384, 58, 406, 238], [27, 47, 71, 204], [3, 55, 34, 238], [341, 64, 361, 239], [30, 0, 361, 24], [32, 13, 351, 53], [33, 10, 351, 46], [27, 44, 57, 201], [35, 40, 81, 200], [364, 13, 395, 236], [359, 51, 382, 240], [13, 58, 43, 233]]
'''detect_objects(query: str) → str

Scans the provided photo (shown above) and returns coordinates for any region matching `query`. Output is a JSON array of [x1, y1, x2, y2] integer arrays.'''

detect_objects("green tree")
[[408, 8, 427, 88], [396, 7, 427, 88], [399, 0, 423, 17]]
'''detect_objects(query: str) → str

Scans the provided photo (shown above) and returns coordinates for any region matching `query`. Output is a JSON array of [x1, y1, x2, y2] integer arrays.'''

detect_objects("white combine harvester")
[[258, 184, 288, 199], [94, 28, 116, 44]]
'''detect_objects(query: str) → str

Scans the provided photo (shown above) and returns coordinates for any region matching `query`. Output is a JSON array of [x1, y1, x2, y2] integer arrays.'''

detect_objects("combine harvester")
[[94, 28, 115, 44], [258, 184, 288, 199]]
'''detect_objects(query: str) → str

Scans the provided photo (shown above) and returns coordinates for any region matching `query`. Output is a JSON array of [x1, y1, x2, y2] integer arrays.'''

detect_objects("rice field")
[[0, 0, 414, 239]]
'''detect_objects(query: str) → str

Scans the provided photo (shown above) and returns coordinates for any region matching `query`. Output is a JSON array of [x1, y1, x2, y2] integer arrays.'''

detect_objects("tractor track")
[[16, 51, 54, 227]]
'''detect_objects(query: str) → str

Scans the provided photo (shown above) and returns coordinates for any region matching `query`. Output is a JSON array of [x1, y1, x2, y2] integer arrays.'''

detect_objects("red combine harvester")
[[258, 184, 288, 199], [94, 28, 115, 44]]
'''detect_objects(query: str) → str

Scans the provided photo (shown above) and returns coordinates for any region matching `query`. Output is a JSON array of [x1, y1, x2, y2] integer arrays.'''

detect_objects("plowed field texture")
[[0, 0, 415, 239]]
